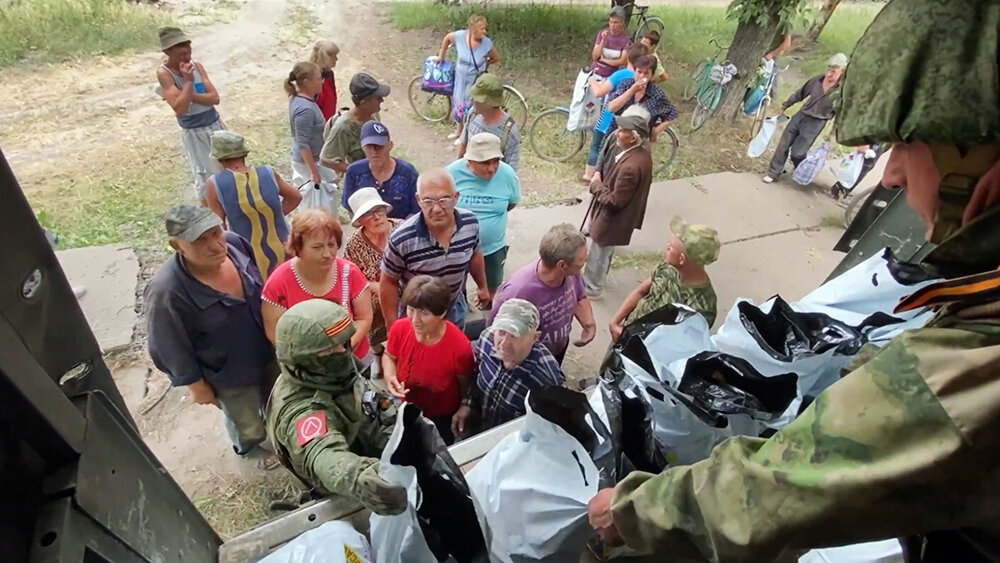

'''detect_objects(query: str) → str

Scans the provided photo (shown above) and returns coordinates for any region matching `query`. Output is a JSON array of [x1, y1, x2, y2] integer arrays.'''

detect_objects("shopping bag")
[[831, 151, 866, 189], [421, 56, 454, 96], [792, 142, 830, 185], [369, 404, 487, 563], [298, 181, 339, 217], [259, 521, 375, 563], [799, 539, 904, 563], [747, 116, 780, 158], [566, 69, 601, 132], [466, 387, 603, 563]]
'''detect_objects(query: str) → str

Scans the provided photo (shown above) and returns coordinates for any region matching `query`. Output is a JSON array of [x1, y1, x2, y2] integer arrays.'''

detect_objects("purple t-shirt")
[[487, 259, 585, 361], [591, 28, 632, 77]]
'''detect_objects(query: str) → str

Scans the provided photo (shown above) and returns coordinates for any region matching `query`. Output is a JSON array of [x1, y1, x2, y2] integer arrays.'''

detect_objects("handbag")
[[567, 69, 601, 132], [421, 56, 454, 96]]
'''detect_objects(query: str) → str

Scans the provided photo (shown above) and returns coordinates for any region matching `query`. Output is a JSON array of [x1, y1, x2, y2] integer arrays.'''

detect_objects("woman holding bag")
[[436, 14, 500, 143]]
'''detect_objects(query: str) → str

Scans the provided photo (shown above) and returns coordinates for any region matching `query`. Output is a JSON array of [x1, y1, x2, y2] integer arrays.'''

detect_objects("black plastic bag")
[[677, 352, 798, 426]]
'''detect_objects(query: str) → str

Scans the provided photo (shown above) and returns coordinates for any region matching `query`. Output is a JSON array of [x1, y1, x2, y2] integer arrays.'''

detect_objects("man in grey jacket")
[[762, 53, 847, 183]]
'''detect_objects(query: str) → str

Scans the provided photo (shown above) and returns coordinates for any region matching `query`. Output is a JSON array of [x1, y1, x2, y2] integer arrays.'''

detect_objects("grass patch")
[[279, 3, 321, 48], [0, 0, 172, 67], [820, 214, 845, 229], [611, 251, 662, 272], [792, 4, 883, 77], [194, 475, 301, 540]]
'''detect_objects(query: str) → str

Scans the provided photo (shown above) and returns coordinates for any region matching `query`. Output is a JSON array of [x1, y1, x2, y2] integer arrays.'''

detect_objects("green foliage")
[[727, 0, 812, 31], [0, 0, 172, 67]]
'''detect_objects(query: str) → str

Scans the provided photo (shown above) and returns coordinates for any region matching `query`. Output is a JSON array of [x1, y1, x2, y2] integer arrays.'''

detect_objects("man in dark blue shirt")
[[145, 204, 278, 456], [340, 121, 420, 219]]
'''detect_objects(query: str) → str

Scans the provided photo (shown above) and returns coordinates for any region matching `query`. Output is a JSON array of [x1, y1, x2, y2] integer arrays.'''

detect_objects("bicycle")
[[628, 4, 664, 43], [527, 106, 679, 176], [686, 40, 735, 132], [408, 75, 529, 131], [746, 60, 789, 137]]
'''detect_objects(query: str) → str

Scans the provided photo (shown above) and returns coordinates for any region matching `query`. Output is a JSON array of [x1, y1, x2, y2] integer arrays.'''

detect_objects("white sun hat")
[[348, 187, 393, 227]]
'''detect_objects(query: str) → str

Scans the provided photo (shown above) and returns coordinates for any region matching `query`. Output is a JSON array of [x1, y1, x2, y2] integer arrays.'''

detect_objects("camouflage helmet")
[[275, 300, 356, 365], [670, 216, 720, 266], [837, 0, 1000, 146]]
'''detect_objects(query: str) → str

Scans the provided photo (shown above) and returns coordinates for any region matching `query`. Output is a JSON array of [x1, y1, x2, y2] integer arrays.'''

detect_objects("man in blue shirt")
[[341, 120, 420, 219], [145, 204, 278, 457], [446, 132, 521, 297], [465, 299, 564, 430]]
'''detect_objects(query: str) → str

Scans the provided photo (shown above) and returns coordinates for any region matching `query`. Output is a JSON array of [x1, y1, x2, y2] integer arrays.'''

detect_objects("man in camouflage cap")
[[265, 300, 406, 515], [467, 298, 565, 432], [588, 1, 1000, 559], [609, 216, 719, 340]]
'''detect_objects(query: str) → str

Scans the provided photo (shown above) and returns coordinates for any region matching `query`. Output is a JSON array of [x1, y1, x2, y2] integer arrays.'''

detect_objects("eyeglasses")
[[362, 207, 388, 219], [418, 196, 457, 209]]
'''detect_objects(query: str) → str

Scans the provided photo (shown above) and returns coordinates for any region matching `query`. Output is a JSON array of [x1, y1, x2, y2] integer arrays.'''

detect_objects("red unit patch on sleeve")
[[295, 412, 328, 446]]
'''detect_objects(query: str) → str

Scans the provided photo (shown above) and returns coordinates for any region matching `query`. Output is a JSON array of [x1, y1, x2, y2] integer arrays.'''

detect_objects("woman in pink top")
[[262, 209, 373, 362]]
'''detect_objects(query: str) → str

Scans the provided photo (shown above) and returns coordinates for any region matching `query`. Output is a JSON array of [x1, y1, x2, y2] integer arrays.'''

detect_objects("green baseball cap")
[[275, 300, 356, 365], [470, 73, 504, 107], [210, 130, 249, 160], [491, 298, 540, 338], [164, 204, 221, 242], [671, 216, 720, 265]]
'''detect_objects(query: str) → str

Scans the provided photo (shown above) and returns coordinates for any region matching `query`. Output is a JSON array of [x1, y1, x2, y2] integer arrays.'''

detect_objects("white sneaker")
[[453, 137, 462, 146], [447, 131, 460, 140], [762, 175, 775, 183]]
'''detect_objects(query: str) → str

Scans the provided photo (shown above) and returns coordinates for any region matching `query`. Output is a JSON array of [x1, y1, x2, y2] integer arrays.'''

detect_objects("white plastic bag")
[[799, 539, 904, 563], [831, 151, 866, 189], [369, 404, 486, 563], [793, 142, 830, 185], [259, 521, 375, 563], [747, 116, 780, 158], [466, 390, 600, 562], [298, 181, 339, 217], [567, 69, 602, 132]]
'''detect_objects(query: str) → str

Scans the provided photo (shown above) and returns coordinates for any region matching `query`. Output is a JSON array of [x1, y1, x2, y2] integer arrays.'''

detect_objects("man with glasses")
[[380, 168, 491, 330]]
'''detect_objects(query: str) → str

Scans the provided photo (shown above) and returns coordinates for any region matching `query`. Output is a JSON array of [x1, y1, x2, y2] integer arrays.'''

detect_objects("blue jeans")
[[586, 129, 608, 166], [447, 292, 469, 330]]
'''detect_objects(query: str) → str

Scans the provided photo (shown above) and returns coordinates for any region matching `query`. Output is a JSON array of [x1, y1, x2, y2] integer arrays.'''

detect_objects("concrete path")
[[501, 170, 851, 383], [56, 244, 139, 353]]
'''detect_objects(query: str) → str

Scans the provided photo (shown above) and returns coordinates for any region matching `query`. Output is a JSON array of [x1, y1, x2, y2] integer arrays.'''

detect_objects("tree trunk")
[[717, 8, 781, 124], [806, 0, 842, 43]]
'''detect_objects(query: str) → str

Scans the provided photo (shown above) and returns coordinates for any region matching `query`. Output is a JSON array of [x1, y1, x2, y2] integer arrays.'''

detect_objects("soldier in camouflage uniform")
[[265, 299, 406, 515], [588, 0, 1000, 560], [609, 216, 719, 340]]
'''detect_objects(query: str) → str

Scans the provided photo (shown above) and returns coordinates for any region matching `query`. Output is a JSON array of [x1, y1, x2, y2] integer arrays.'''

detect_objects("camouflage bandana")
[[670, 216, 720, 266]]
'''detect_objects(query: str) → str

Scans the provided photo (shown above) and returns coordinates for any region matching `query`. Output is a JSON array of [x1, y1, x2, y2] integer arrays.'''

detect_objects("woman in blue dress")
[[436, 14, 500, 143]]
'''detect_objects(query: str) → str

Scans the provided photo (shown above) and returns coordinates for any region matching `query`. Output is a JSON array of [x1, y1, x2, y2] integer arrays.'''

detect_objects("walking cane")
[[580, 194, 596, 233]]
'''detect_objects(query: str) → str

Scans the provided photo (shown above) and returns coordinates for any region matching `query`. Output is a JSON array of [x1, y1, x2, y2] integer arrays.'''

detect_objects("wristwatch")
[[461, 397, 475, 407]]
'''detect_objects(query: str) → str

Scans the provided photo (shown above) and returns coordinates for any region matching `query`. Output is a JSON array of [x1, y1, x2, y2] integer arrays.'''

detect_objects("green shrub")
[[0, 0, 171, 67]]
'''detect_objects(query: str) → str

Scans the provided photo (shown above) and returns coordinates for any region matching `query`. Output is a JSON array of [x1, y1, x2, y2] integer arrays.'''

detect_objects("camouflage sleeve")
[[610, 328, 974, 562], [275, 409, 377, 499]]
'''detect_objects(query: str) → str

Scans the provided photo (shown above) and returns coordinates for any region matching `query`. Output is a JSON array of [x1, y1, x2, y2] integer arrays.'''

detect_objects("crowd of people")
[[138, 0, 1000, 558]]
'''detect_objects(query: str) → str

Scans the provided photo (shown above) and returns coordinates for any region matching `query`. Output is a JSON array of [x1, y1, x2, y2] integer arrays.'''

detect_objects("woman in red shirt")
[[383, 275, 474, 444], [310, 40, 339, 122], [262, 209, 373, 363]]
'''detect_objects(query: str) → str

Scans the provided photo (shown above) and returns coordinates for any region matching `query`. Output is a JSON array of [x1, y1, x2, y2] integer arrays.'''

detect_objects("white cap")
[[347, 187, 392, 227], [828, 53, 849, 69]]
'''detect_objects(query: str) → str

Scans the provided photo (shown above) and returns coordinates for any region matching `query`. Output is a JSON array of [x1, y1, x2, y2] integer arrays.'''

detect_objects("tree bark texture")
[[806, 0, 843, 42], [717, 8, 781, 123]]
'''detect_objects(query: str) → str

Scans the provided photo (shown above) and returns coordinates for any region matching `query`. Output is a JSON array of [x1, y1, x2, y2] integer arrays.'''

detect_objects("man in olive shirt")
[[608, 216, 719, 340], [320, 72, 389, 176]]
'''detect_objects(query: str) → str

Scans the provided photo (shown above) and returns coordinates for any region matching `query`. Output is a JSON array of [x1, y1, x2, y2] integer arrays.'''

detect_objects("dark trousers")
[[767, 112, 827, 177]]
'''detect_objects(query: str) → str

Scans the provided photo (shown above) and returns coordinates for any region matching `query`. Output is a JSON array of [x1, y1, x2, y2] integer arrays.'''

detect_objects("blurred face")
[[664, 234, 687, 267], [417, 177, 458, 227], [825, 66, 844, 82], [562, 243, 588, 276], [172, 226, 227, 269], [165, 41, 192, 63], [357, 205, 391, 234], [493, 328, 537, 365], [407, 306, 446, 334], [327, 52, 339, 69], [616, 128, 639, 149], [300, 69, 323, 97], [472, 21, 488, 40], [362, 140, 392, 162], [359, 95, 384, 115], [467, 158, 500, 180], [298, 229, 338, 270], [640, 37, 653, 51], [608, 16, 624, 34], [634, 66, 653, 84]]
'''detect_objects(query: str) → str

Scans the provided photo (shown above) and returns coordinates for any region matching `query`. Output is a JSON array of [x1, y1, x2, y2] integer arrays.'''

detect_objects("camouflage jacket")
[[627, 263, 717, 327], [610, 278, 1000, 561], [265, 370, 396, 498]]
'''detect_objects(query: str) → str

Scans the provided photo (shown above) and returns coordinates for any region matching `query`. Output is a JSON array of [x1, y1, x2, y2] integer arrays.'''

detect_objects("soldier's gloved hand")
[[354, 464, 407, 516]]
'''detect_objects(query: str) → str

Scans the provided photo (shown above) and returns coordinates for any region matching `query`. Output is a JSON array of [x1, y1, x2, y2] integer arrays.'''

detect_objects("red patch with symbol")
[[295, 412, 328, 447]]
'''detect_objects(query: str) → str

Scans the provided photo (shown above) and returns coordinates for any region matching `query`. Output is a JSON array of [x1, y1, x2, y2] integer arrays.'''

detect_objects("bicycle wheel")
[[690, 83, 721, 132], [502, 85, 529, 130], [683, 60, 708, 101], [634, 16, 664, 43], [749, 96, 770, 137], [529, 108, 586, 162], [407, 75, 452, 123], [843, 183, 878, 226], [651, 126, 679, 177]]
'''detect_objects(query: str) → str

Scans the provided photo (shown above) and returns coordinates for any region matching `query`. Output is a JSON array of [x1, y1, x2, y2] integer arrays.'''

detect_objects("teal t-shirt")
[[447, 159, 521, 256]]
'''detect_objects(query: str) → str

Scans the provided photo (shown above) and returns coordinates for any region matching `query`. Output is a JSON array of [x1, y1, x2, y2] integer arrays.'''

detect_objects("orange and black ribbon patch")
[[896, 269, 1000, 313]]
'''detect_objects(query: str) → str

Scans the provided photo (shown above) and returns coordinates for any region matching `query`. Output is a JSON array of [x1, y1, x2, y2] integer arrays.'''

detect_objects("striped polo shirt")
[[381, 208, 481, 303]]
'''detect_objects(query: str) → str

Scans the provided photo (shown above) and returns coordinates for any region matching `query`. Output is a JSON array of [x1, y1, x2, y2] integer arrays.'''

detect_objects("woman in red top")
[[310, 41, 339, 122], [383, 275, 474, 445], [262, 209, 373, 362]]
